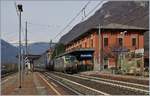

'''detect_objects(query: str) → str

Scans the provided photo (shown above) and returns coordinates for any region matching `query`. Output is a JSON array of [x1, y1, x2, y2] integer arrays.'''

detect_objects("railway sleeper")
[[45, 72, 109, 95]]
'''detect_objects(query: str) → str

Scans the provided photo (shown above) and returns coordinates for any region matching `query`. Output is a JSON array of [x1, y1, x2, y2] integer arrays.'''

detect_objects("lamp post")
[[120, 31, 127, 47], [120, 31, 127, 71], [17, 4, 23, 88]]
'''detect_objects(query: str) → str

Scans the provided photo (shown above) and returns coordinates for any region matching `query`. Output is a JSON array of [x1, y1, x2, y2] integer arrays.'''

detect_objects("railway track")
[[76, 74, 149, 91], [1, 72, 17, 78], [88, 73, 149, 85], [44, 72, 109, 95], [48, 72, 149, 95], [41, 72, 83, 95]]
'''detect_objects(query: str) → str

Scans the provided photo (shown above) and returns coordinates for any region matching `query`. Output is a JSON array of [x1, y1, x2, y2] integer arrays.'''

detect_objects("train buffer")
[[1, 72, 72, 95]]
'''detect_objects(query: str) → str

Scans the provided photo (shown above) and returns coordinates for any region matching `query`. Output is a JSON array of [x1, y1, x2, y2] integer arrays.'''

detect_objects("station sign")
[[80, 54, 92, 58], [112, 48, 129, 52]]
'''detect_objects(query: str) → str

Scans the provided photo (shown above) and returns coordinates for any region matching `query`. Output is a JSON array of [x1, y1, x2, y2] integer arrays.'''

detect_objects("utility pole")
[[99, 24, 102, 71], [25, 21, 28, 55], [21, 48, 25, 82], [19, 6, 22, 89], [24, 21, 28, 74], [56, 45, 58, 57], [17, 4, 23, 88], [49, 40, 52, 58], [50, 40, 52, 49], [94, 24, 101, 71], [47, 40, 52, 68]]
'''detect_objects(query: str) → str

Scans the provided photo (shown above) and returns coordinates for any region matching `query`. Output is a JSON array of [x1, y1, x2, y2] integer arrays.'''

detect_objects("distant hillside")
[[27, 42, 55, 55], [1, 40, 55, 65], [1, 39, 18, 64], [59, 1, 149, 53]]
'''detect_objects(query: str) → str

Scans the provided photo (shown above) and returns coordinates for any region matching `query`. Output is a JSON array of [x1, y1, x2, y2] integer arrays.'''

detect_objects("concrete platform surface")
[[80, 71, 149, 85], [1, 72, 52, 95]]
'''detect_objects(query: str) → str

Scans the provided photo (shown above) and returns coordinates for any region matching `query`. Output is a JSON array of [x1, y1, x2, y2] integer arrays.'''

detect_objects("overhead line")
[[86, 0, 105, 18], [27, 22, 52, 27], [54, 2, 147, 44], [9, 41, 51, 44], [52, 0, 107, 41], [52, 1, 91, 40]]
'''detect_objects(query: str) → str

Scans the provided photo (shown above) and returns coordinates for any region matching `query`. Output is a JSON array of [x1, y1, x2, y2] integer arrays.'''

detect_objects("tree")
[[51, 43, 65, 59], [110, 44, 129, 74]]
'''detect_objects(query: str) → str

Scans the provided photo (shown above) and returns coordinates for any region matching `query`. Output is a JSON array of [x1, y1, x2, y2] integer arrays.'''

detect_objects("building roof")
[[16, 54, 41, 60], [93, 23, 148, 30], [56, 48, 94, 56], [67, 48, 95, 53], [59, 1, 149, 45]]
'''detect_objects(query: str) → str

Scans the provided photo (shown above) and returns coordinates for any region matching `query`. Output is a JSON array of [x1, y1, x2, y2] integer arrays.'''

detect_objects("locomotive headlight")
[[64, 63, 66, 68], [75, 60, 79, 65], [75, 64, 78, 68]]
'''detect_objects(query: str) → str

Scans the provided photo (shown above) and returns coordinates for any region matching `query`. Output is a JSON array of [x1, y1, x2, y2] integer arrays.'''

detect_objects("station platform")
[[1, 72, 56, 95], [80, 71, 149, 85]]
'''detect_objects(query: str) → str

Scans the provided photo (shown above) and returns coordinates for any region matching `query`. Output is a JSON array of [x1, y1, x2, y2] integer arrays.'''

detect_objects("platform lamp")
[[17, 4, 23, 88], [120, 30, 127, 50], [120, 31, 127, 72]]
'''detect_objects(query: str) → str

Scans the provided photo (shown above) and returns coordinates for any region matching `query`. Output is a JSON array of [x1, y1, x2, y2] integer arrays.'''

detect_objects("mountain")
[[1, 40, 55, 65], [59, 1, 149, 53], [27, 42, 55, 55], [1, 39, 18, 64]]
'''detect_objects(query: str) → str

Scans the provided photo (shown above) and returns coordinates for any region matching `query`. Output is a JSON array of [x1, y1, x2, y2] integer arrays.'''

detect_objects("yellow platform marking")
[[1, 76, 16, 85], [38, 73, 61, 95]]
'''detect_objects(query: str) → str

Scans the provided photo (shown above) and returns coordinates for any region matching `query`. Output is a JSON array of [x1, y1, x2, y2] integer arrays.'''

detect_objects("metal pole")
[[19, 11, 22, 88], [121, 33, 125, 70], [56, 45, 57, 57], [25, 21, 28, 55], [50, 40, 52, 49], [25, 21, 27, 74], [122, 31, 126, 69], [98, 24, 101, 71], [21, 48, 24, 82]]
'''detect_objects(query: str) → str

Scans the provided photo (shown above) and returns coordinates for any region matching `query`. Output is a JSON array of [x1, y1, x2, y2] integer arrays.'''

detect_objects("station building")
[[59, 1, 149, 73], [63, 23, 148, 71]]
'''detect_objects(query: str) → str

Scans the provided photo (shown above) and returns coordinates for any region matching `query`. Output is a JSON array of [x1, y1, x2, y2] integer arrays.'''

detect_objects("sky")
[[0, 0, 107, 45]]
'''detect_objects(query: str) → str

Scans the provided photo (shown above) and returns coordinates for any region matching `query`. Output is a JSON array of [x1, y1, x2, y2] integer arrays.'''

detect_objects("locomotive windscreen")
[[65, 55, 77, 63]]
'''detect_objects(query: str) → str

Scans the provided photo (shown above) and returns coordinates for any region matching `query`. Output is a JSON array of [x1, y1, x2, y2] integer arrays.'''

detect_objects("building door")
[[103, 57, 109, 69]]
